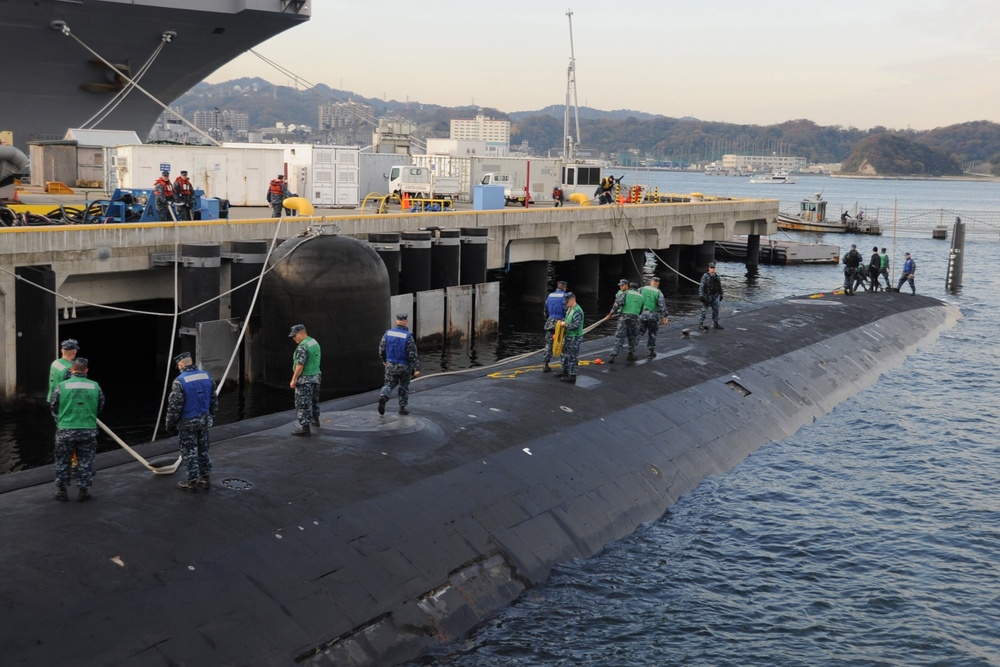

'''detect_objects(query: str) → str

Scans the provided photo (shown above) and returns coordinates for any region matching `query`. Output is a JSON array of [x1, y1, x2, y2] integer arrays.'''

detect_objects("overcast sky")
[[206, 0, 999, 131]]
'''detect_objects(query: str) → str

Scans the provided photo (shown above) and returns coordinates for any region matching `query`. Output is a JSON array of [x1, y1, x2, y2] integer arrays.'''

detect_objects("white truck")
[[386, 165, 462, 200]]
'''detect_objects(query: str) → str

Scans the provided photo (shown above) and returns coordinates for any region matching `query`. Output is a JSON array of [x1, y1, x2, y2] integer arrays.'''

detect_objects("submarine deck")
[[0, 292, 959, 666]]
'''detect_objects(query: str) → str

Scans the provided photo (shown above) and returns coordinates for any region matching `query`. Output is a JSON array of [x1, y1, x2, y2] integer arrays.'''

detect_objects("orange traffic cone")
[[401, 193, 410, 210]]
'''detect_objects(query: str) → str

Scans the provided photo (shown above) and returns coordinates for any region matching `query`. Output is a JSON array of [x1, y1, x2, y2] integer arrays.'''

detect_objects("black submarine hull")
[[0, 293, 959, 666]]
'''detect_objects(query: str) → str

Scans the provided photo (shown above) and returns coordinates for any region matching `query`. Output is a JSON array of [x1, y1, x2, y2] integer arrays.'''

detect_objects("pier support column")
[[600, 254, 624, 288], [15, 265, 56, 398], [179, 244, 221, 356], [459, 227, 488, 287], [400, 231, 432, 295], [230, 241, 267, 321], [509, 261, 548, 303], [369, 232, 400, 296], [572, 255, 600, 297], [430, 229, 461, 290], [745, 234, 761, 272], [695, 240, 716, 274], [623, 249, 646, 285]]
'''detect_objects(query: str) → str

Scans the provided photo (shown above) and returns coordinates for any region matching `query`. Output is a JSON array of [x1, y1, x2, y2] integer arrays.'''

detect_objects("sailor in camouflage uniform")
[[558, 292, 584, 384], [541, 280, 568, 373], [48, 338, 79, 401], [638, 276, 669, 357], [165, 352, 218, 492], [50, 357, 104, 502], [607, 279, 643, 363], [378, 313, 421, 415], [289, 324, 321, 436]]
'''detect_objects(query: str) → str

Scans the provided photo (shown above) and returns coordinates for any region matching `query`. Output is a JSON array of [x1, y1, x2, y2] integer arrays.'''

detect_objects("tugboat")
[[777, 193, 882, 235]]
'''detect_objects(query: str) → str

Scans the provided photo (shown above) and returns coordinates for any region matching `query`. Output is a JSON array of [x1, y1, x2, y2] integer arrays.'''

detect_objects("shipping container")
[[107, 144, 285, 206], [225, 143, 360, 208]]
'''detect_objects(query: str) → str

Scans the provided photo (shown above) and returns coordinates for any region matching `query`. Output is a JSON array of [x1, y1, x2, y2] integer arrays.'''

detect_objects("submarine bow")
[[0, 293, 959, 666]]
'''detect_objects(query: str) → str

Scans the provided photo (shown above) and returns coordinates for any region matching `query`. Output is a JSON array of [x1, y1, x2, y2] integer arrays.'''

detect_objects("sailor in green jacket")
[[638, 276, 669, 357], [558, 292, 585, 384], [289, 324, 321, 436], [607, 279, 643, 362], [48, 338, 79, 401], [50, 357, 104, 502]]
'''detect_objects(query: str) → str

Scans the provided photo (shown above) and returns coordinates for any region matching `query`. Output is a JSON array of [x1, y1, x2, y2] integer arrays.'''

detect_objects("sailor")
[[558, 292, 584, 384], [552, 186, 564, 207], [50, 357, 104, 502], [842, 243, 863, 295], [268, 174, 291, 218], [638, 276, 669, 357], [879, 248, 891, 290], [868, 246, 882, 292], [607, 279, 643, 363], [165, 352, 218, 492], [289, 324, 321, 435], [153, 170, 174, 221], [897, 252, 916, 294], [840, 210, 849, 224], [698, 262, 724, 330], [173, 170, 195, 221], [48, 338, 79, 402], [378, 313, 421, 415], [541, 280, 569, 373]]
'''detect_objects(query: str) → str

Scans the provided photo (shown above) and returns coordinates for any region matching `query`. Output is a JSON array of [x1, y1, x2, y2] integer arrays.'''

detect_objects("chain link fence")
[[863, 208, 1000, 237]]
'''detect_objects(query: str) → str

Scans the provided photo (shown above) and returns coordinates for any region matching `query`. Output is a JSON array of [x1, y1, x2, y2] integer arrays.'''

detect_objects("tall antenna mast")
[[563, 8, 581, 162]]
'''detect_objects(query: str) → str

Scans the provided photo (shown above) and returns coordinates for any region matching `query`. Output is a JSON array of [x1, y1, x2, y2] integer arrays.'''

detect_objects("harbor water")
[[411, 175, 1000, 666], [4, 176, 1000, 666]]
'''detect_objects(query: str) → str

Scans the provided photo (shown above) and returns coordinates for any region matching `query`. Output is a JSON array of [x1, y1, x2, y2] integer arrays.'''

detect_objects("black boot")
[[713, 323, 724, 330], [542, 362, 551, 373], [567, 375, 577, 384], [647, 349, 656, 358], [606, 355, 615, 364], [291, 425, 310, 436], [626, 351, 637, 361]]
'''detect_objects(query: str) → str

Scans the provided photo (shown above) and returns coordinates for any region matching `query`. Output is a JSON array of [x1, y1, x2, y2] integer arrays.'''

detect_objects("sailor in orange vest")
[[173, 169, 195, 220], [153, 170, 174, 221], [268, 174, 290, 218]]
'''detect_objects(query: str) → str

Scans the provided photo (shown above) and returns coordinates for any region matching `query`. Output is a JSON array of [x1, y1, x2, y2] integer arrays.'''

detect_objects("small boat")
[[777, 193, 882, 235], [749, 171, 796, 184]]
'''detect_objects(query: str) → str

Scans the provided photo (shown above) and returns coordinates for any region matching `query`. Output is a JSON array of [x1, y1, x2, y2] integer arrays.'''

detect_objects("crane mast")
[[563, 8, 581, 163]]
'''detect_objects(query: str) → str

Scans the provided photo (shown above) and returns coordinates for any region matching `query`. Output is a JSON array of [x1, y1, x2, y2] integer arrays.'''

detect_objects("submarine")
[[0, 291, 958, 666]]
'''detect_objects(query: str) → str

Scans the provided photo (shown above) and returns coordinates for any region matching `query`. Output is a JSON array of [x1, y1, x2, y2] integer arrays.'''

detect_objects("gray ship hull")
[[2, 0, 309, 151], [0, 293, 958, 666]]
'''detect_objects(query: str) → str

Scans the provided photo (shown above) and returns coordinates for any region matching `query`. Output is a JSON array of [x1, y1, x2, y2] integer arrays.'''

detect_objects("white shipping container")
[[108, 144, 285, 206], [225, 143, 360, 208], [470, 156, 563, 203]]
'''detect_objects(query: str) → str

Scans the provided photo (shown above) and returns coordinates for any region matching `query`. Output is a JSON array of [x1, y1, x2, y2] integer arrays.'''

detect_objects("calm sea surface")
[[411, 175, 1000, 666], [4, 177, 1000, 666]]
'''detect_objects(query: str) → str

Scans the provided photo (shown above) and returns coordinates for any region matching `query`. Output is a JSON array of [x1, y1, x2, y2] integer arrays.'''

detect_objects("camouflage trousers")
[[271, 200, 284, 218], [294, 376, 321, 427], [178, 416, 212, 482], [700, 296, 721, 326], [175, 195, 194, 221], [54, 429, 97, 490], [380, 364, 413, 408], [541, 318, 559, 363], [156, 204, 173, 222], [611, 314, 639, 357], [560, 337, 582, 376], [638, 315, 660, 352]]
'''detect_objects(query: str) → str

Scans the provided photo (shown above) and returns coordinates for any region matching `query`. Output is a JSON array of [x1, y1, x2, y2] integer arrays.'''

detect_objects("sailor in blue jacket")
[[897, 252, 916, 294], [165, 352, 218, 492], [378, 313, 421, 415], [541, 280, 568, 373]]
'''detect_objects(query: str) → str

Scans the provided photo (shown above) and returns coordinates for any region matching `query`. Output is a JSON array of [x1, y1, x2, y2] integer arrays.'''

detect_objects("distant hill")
[[175, 79, 1000, 167], [841, 134, 963, 176]]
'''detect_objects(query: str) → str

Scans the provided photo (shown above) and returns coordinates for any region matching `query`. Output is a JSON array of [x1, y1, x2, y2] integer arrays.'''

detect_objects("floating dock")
[[0, 293, 958, 666], [716, 235, 840, 265]]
